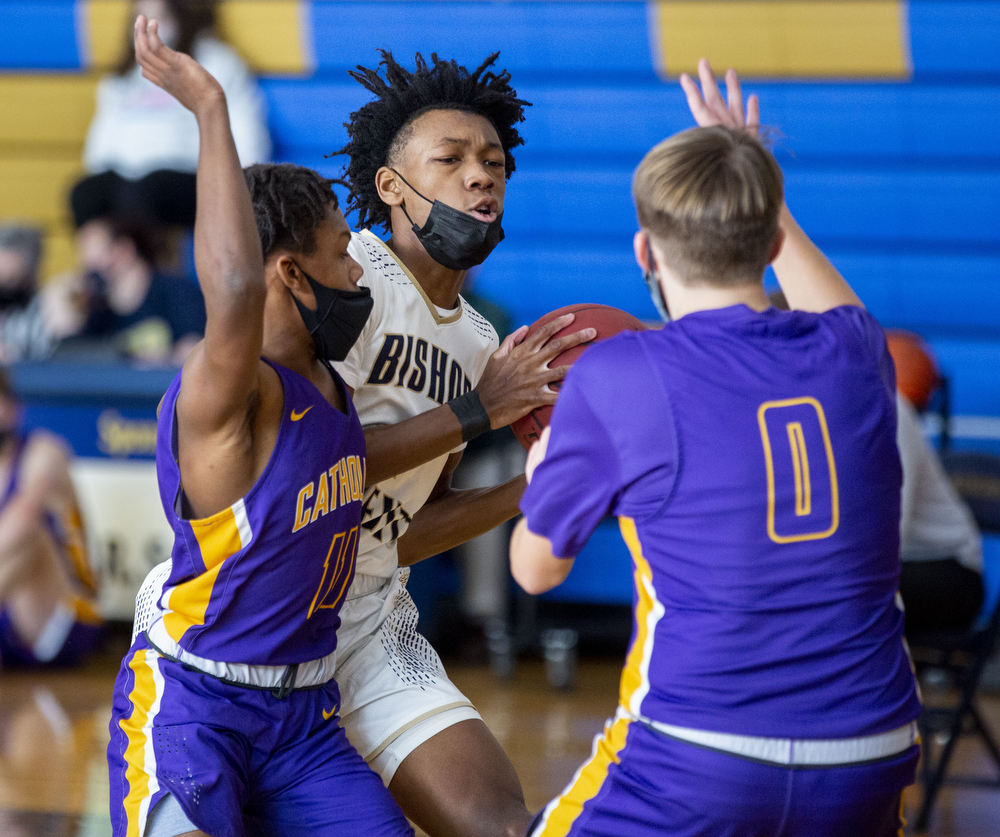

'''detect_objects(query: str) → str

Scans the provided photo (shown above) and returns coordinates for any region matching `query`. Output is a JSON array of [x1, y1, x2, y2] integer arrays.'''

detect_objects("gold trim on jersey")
[[532, 714, 633, 837], [359, 229, 464, 326]]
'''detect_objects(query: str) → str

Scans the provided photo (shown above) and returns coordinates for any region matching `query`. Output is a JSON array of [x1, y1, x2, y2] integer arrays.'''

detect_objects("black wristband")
[[449, 391, 492, 443]]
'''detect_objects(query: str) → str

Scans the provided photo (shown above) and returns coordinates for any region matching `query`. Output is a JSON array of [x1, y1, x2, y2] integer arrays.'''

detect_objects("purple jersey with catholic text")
[[521, 305, 921, 739], [152, 360, 365, 665]]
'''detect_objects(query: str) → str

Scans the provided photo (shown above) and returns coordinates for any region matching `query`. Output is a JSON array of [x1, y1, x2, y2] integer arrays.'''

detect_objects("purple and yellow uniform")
[[108, 361, 412, 837], [521, 305, 921, 837], [0, 437, 102, 667]]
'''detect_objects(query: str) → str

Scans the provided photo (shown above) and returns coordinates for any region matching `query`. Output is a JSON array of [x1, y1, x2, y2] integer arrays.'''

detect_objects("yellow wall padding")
[[217, 1, 311, 75], [84, 0, 134, 71], [40, 230, 79, 281], [0, 76, 98, 148], [83, 0, 310, 74], [0, 158, 83, 227], [651, 0, 911, 79]]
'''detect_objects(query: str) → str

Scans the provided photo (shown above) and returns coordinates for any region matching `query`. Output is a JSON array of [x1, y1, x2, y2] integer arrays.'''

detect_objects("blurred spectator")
[[896, 390, 984, 633], [45, 217, 206, 365], [0, 224, 56, 362], [0, 371, 102, 668], [75, 0, 270, 253]]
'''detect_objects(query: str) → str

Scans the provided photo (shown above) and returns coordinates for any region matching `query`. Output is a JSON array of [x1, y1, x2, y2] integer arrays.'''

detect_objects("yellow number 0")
[[307, 525, 359, 619], [757, 398, 840, 544]]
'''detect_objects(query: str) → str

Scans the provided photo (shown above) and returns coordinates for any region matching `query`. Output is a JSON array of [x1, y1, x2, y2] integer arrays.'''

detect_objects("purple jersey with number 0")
[[153, 360, 365, 665], [521, 304, 921, 739]]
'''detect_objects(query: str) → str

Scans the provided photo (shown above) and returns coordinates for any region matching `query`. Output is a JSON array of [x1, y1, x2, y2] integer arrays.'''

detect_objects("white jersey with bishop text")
[[333, 230, 499, 580]]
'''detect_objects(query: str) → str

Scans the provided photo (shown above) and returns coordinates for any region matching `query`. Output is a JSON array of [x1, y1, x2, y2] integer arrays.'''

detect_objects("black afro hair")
[[336, 50, 530, 232]]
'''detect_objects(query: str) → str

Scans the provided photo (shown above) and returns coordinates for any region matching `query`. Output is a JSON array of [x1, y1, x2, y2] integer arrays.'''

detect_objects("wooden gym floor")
[[2, 629, 999, 837]]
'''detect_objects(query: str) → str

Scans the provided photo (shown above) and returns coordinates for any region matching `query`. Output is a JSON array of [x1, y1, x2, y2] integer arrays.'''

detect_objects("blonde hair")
[[632, 126, 783, 287]]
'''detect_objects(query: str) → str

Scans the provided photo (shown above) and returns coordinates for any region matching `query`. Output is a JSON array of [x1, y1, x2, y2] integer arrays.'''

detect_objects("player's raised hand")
[[475, 314, 596, 429], [134, 14, 224, 116], [680, 58, 760, 136]]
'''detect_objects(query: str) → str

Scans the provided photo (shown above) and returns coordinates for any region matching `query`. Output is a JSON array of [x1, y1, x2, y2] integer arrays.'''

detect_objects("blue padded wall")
[[0, 1, 80, 69]]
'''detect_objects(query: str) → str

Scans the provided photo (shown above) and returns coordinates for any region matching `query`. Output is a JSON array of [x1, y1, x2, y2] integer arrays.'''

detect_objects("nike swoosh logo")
[[322, 706, 337, 721], [291, 406, 313, 422]]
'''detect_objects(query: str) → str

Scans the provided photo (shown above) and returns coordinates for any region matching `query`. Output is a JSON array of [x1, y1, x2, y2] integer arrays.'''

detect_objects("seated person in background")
[[79, 0, 270, 234], [45, 210, 206, 365], [896, 389, 983, 633], [0, 370, 101, 668], [0, 224, 56, 362]]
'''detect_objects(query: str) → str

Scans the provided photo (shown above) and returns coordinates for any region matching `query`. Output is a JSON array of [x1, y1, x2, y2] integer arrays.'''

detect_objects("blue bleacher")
[[2, 0, 999, 609]]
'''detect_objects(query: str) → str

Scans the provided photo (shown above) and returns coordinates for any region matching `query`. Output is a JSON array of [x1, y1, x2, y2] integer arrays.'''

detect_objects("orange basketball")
[[885, 330, 940, 410], [511, 304, 646, 450]]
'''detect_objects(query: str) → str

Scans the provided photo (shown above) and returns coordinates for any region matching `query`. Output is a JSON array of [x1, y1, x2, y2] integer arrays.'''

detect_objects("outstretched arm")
[[358, 315, 595, 487], [395, 452, 526, 567], [509, 429, 572, 594], [133, 16, 269, 516], [134, 16, 265, 436], [680, 58, 863, 312]]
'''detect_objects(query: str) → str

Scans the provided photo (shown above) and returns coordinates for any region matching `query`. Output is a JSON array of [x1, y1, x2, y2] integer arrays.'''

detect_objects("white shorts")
[[336, 569, 482, 784]]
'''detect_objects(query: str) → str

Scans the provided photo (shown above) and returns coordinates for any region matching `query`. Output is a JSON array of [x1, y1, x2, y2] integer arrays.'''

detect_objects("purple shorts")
[[530, 715, 919, 837], [0, 610, 102, 668], [108, 635, 413, 837]]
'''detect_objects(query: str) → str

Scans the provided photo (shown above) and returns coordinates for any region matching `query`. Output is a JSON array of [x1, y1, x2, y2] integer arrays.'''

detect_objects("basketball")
[[885, 329, 940, 410], [511, 304, 646, 450]]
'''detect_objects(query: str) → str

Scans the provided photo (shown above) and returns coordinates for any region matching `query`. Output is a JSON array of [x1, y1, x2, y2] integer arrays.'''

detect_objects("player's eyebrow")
[[435, 138, 504, 151]]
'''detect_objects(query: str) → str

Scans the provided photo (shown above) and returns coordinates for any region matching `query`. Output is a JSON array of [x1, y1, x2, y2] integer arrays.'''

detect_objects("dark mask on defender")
[[290, 268, 373, 362], [391, 170, 504, 271], [644, 238, 671, 323]]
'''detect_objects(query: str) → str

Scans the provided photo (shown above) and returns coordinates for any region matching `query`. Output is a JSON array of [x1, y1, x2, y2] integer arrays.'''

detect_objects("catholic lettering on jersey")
[[521, 305, 921, 741], [333, 230, 498, 579], [147, 360, 366, 667]]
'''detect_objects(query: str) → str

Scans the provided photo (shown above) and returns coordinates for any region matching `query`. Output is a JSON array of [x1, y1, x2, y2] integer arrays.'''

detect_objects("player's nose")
[[466, 161, 496, 191]]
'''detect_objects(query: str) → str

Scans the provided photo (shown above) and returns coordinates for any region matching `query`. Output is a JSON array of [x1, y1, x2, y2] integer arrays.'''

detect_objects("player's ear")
[[633, 230, 651, 273], [274, 254, 317, 309], [766, 228, 786, 265], [375, 167, 404, 207]]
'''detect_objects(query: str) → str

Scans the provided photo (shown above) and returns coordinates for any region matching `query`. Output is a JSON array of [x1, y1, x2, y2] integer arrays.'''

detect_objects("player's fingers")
[[147, 18, 164, 52], [746, 94, 761, 135], [134, 15, 149, 61], [726, 68, 745, 126], [698, 59, 728, 120], [495, 325, 528, 358], [680, 73, 714, 126], [537, 327, 596, 361], [542, 364, 572, 385], [524, 314, 575, 351]]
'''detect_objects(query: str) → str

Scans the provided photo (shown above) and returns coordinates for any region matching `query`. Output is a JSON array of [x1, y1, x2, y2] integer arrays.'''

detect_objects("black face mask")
[[644, 238, 671, 322], [391, 169, 504, 271], [289, 267, 373, 362]]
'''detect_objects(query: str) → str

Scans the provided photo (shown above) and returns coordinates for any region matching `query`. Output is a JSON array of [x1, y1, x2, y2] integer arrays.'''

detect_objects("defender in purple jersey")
[[510, 60, 920, 837], [106, 17, 411, 837]]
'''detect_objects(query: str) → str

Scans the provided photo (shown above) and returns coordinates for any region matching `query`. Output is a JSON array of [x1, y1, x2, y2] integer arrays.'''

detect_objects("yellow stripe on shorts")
[[119, 648, 163, 837], [650, 0, 911, 79], [532, 715, 632, 837]]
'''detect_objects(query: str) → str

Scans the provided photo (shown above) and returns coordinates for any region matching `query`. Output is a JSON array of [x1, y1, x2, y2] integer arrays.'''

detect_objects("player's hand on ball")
[[475, 314, 596, 429], [680, 58, 760, 136], [525, 426, 551, 484], [134, 14, 224, 116]]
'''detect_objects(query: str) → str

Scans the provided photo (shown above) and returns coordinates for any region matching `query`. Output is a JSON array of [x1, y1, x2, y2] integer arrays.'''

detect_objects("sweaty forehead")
[[393, 109, 502, 161]]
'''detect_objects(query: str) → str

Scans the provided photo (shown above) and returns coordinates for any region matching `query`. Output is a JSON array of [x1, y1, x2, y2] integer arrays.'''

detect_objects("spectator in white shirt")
[[75, 0, 270, 233], [896, 391, 984, 633]]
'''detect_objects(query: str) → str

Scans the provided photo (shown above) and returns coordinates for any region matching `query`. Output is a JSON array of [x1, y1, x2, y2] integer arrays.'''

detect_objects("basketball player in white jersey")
[[329, 52, 595, 837]]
